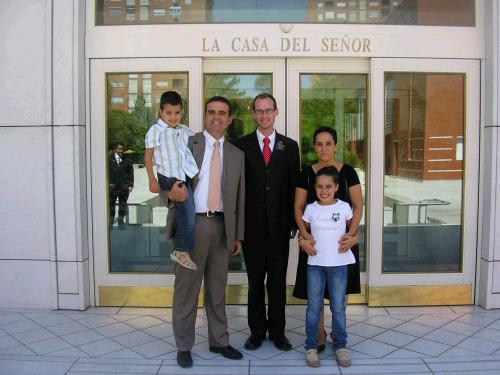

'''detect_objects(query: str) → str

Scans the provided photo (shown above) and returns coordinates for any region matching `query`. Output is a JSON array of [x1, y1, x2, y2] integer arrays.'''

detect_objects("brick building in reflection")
[[306, 0, 474, 26], [98, 0, 473, 26], [385, 74, 464, 181], [98, 0, 210, 25], [107, 73, 188, 112]]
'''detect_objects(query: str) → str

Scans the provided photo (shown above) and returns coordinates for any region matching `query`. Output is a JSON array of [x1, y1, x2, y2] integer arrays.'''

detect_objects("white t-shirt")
[[302, 200, 355, 267]]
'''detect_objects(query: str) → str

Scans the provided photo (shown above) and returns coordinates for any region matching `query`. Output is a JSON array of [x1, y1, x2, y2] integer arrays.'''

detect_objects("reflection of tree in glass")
[[107, 95, 157, 162], [204, 74, 272, 141], [205, 74, 245, 141], [205, 75, 244, 98], [300, 74, 366, 169]]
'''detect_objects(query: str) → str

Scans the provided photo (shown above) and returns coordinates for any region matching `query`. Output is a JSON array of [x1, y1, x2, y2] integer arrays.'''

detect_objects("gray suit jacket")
[[166, 132, 245, 249]]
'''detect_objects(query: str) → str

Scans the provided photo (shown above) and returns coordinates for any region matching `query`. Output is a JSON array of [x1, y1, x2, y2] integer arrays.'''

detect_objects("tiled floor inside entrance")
[[1, 305, 500, 374]]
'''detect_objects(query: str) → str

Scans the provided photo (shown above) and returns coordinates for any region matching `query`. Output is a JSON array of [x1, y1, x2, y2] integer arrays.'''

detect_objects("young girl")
[[299, 166, 355, 368]]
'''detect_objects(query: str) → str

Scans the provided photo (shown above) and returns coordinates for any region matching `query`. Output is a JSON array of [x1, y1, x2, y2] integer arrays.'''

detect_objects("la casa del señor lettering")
[[202, 36, 372, 53]]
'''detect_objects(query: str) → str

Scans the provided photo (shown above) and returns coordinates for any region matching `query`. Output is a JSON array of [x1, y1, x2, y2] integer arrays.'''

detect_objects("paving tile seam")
[[0, 330, 25, 349], [62, 357, 79, 375], [376, 340, 413, 359], [427, 328, 498, 357], [20, 312, 74, 328], [0, 343, 37, 356], [418, 358, 437, 375]]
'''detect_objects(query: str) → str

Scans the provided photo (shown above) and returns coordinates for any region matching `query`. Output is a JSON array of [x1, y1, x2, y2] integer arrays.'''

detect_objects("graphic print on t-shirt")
[[302, 200, 355, 267]]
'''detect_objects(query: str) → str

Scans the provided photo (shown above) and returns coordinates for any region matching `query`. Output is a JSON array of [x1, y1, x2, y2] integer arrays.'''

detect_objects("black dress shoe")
[[209, 345, 243, 360], [244, 334, 265, 350], [176, 351, 193, 368], [269, 336, 292, 351]]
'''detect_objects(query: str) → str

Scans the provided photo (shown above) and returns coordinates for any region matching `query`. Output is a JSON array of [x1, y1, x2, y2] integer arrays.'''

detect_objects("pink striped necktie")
[[263, 137, 272, 166], [207, 140, 221, 212]]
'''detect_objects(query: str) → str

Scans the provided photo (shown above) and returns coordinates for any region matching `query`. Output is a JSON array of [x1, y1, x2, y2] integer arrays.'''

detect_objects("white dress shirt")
[[194, 130, 225, 213], [256, 128, 276, 153]]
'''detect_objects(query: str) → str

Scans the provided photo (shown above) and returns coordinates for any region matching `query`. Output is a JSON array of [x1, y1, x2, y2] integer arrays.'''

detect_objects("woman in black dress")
[[294, 126, 363, 351]]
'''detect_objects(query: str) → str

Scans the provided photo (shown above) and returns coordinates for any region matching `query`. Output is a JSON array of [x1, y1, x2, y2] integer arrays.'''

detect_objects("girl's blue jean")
[[157, 174, 195, 253], [305, 264, 348, 351]]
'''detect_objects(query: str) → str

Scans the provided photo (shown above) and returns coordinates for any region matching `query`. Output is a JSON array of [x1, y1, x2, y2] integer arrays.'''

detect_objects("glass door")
[[90, 58, 202, 306], [287, 59, 369, 303], [203, 58, 369, 303], [368, 58, 480, 305], [90, 58, 286, 306]]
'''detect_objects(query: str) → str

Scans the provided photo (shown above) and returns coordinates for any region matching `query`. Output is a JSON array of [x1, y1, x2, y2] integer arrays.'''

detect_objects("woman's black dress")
[[292, 164, 362, 299]]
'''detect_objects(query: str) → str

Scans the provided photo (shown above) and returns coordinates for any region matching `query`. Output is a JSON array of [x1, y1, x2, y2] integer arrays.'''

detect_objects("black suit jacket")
[[108, 153, 134, 189], [234, 131, 299, 247]]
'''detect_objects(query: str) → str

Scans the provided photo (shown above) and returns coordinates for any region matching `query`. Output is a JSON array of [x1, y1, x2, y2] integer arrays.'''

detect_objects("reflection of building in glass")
[[306, 0, 398, 23], [385, 73, 464, 181], [306, 0, 474, 25], [98, 0, 210, 25], [108, 73, 188, 112], [96, 0, 474, 26]]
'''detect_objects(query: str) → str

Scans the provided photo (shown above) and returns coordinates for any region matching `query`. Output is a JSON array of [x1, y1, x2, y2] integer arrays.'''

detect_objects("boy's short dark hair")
[[204, 96, 233, 116], [252, 93, 277, 111], [160, 91, 182, 110], [313, 126, 338, 144], [316, 166, 339, 184]]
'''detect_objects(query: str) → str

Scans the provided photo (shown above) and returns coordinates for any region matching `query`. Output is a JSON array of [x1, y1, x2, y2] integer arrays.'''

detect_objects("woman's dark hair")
[[316, 166, 339, 184], [313, 126, 337, 144]]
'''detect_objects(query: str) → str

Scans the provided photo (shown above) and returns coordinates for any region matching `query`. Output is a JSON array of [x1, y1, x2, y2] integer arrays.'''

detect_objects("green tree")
[[107, 95, 158, 162]]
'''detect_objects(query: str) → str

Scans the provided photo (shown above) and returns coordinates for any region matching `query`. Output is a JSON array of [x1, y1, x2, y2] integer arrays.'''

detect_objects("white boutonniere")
[[275, 141, 285, 151]]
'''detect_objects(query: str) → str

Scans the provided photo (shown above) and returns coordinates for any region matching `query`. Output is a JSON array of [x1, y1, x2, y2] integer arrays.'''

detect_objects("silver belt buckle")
[[206, 211, 215, 217]]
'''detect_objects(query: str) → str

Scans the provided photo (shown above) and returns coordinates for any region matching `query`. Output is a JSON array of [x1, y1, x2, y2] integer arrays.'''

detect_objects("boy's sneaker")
[[335, 348, 351, 367], [305, 349, 320, 368], [170, 250, 198, 270]]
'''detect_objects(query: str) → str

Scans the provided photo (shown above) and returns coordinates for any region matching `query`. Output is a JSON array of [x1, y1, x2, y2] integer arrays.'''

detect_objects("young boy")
[[144, 91, 199, 270], [299, 166, 355, 368]]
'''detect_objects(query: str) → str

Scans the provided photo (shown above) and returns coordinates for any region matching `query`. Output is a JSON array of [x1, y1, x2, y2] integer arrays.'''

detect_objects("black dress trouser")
[[243, 231, 289, 339]]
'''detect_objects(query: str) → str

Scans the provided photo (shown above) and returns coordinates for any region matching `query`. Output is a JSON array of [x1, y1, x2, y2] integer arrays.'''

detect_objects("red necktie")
[[263, 137, 271, 166]]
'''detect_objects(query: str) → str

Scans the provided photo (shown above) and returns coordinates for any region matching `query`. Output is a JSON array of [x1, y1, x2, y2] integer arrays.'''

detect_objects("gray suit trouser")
[[172, 215, 231, 351]]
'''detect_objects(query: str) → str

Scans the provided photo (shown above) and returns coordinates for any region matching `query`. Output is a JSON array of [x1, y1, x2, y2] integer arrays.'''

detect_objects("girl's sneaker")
[[305, 349, 320, 367], [336, 348, 351, 367]]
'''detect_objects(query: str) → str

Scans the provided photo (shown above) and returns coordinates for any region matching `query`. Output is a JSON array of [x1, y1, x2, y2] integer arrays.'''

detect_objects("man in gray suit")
[[167, 96, 245, 368]]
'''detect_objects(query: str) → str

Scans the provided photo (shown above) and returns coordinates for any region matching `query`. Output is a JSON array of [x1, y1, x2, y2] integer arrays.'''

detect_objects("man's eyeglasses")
[[254, 108, 275, 115]]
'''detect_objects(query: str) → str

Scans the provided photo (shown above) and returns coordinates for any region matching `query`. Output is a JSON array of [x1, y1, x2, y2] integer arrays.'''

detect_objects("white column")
[[478, 0, 500, 309], [0, 0, 88, 309], [0, 0, 57, 309], [52, 0, 89, 310]]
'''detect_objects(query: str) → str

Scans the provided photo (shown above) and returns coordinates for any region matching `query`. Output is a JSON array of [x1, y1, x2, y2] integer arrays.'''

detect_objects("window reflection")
[[299, 74, 367, 271], [107, 72, 189, 273], [204, 73, 272, 143], [383, 73, 464, 272], [96, 0, 474, 26]]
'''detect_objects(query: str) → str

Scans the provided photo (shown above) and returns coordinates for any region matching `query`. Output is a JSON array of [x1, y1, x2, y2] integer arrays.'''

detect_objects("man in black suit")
[[109, 143, 134, 227], [234, 93, 300, 351]]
